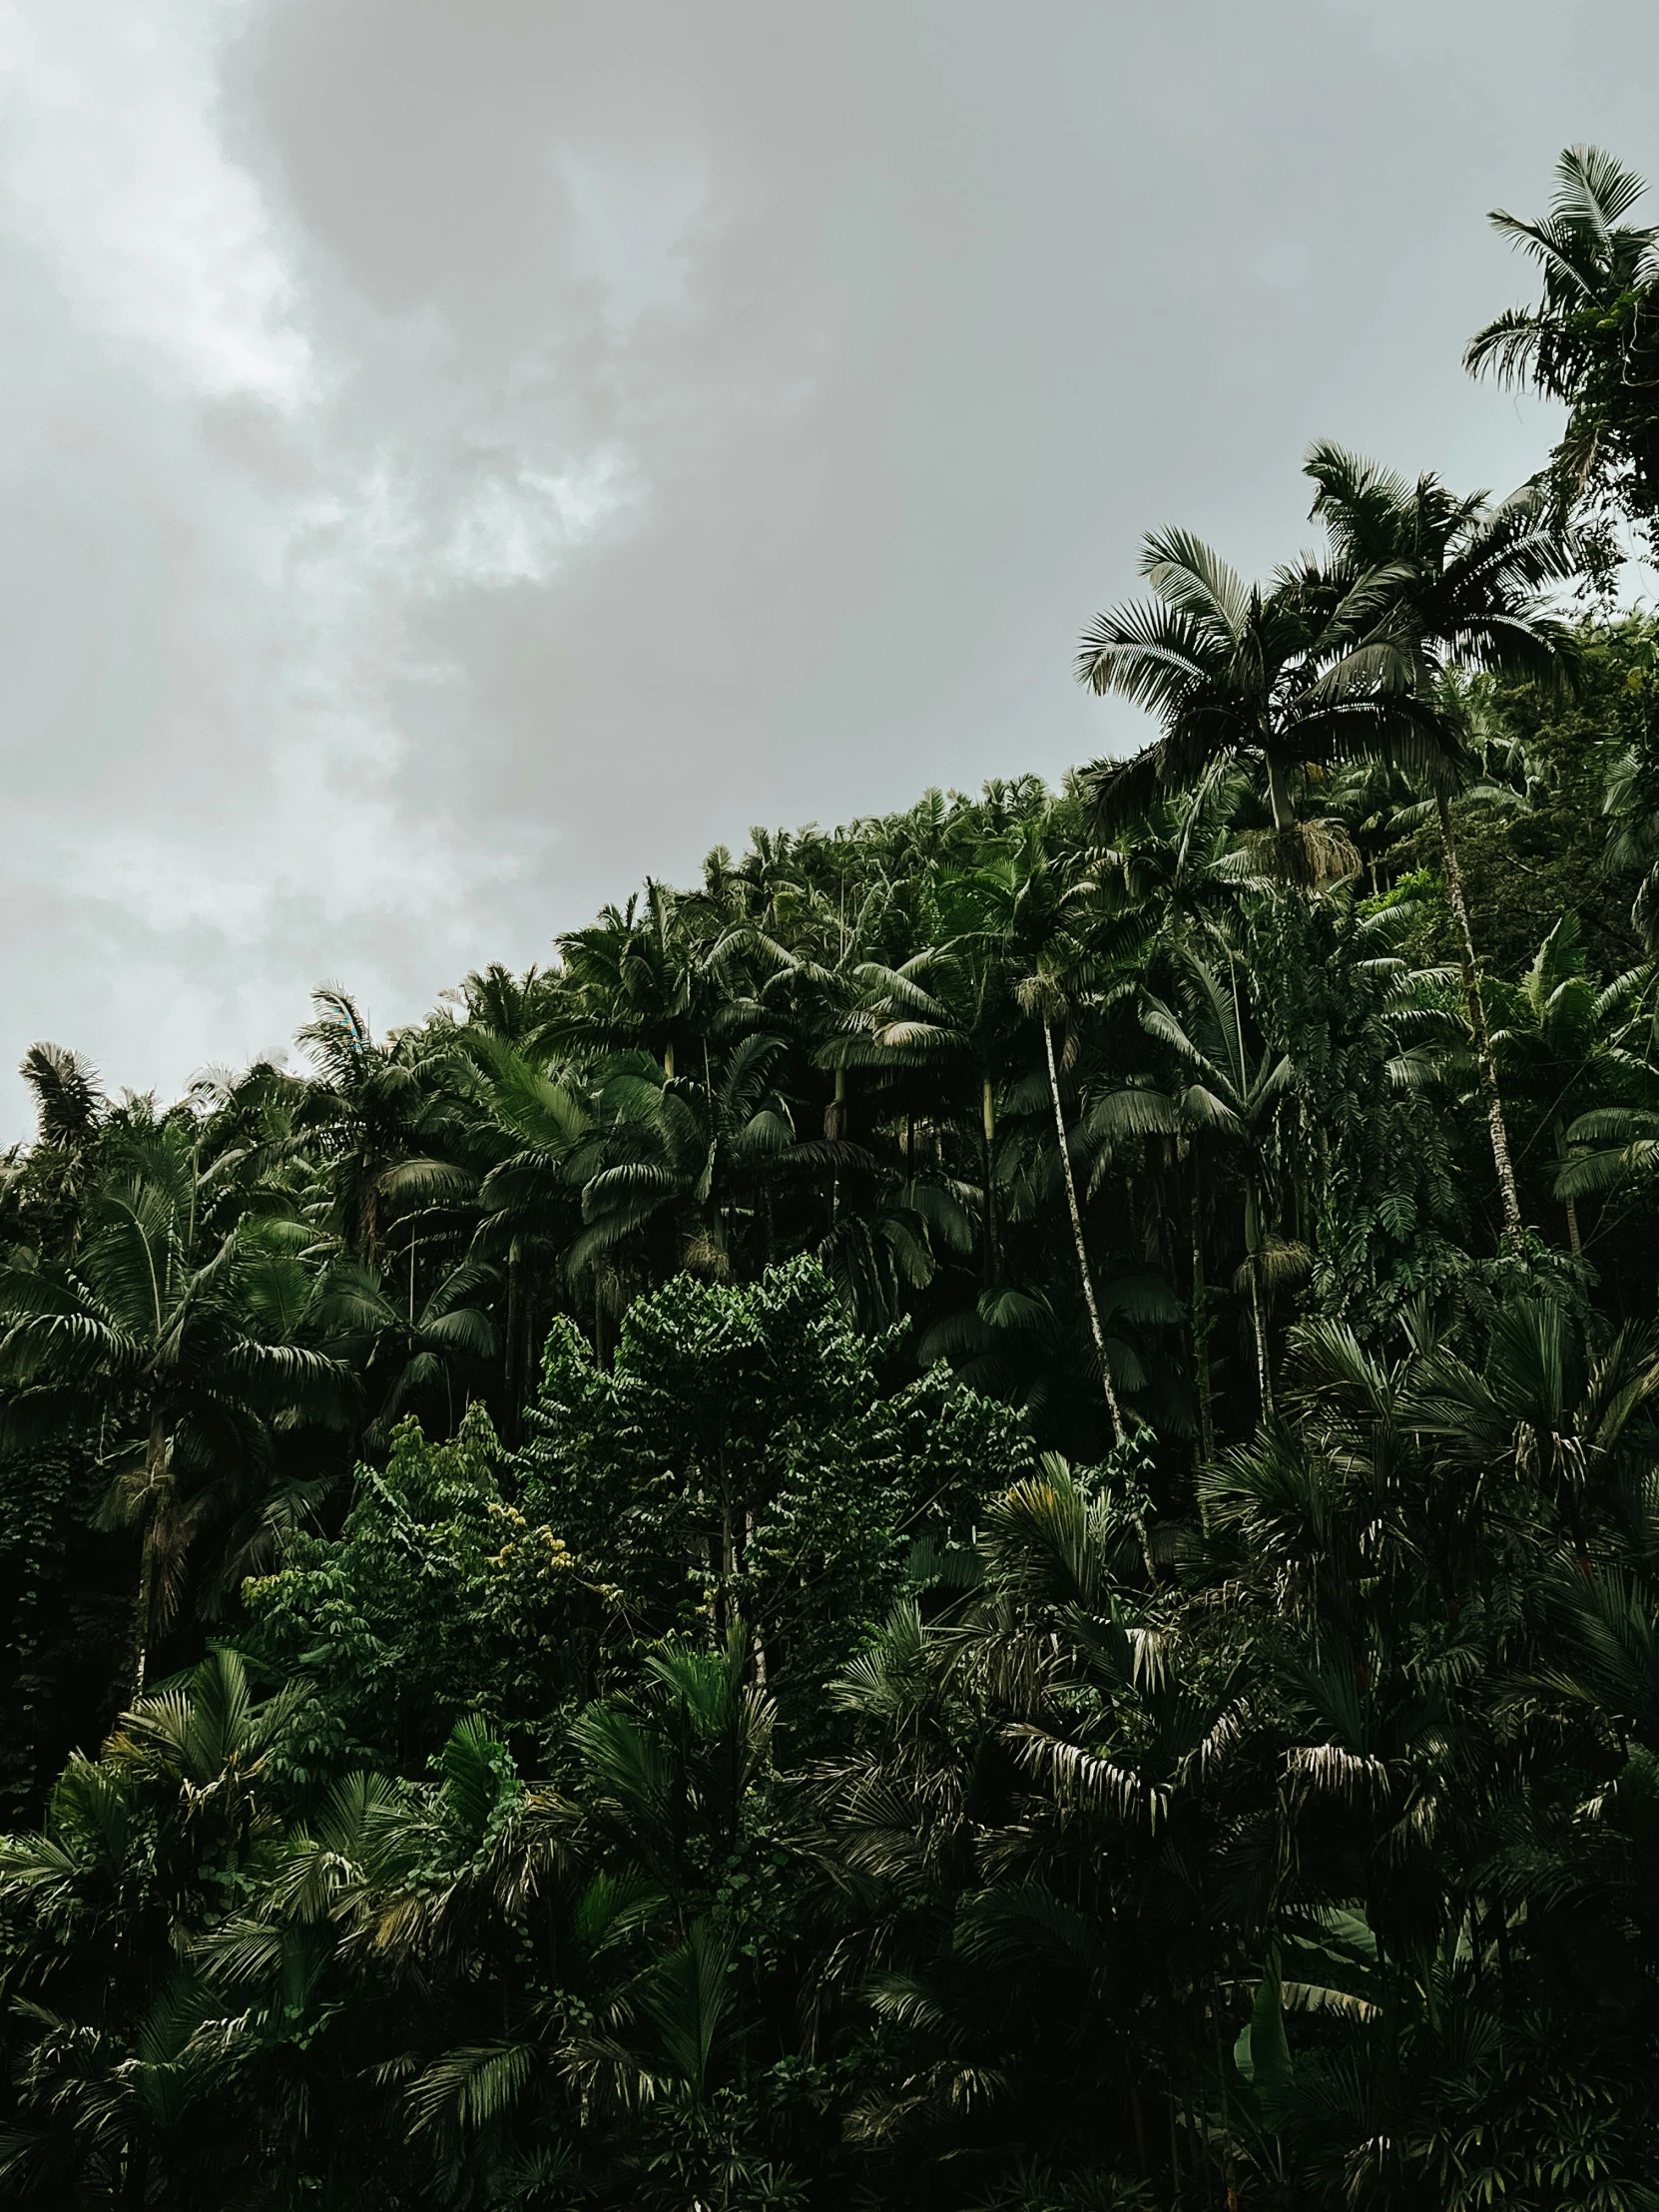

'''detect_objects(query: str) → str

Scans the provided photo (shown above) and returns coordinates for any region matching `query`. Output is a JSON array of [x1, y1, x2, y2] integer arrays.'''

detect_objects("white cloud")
[[0, 0, 653, 1132], [0, 0, 312, 405], [439, 445, 645, 588]]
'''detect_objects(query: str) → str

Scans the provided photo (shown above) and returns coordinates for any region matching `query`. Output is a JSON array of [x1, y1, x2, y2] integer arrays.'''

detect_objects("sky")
[[0, 0, 1653, 1133]]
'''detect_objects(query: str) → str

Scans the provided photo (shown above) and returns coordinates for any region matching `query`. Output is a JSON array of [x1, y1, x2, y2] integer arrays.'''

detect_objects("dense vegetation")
[[4, 145, 1659, 2210]]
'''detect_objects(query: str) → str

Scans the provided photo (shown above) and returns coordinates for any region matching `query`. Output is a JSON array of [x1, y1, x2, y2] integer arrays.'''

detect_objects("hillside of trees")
[[5, 145, 1659, 2210]]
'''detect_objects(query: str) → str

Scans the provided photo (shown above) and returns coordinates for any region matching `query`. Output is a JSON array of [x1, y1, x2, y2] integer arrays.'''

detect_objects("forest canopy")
[[5, 144, 1659, 2210]]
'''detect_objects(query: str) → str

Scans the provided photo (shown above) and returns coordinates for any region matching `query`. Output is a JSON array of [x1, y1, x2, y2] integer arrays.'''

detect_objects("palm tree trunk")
[[830, 1067, 844, 1227], [1266, 754, 1294, 831], [1244, 1187, 1275, 1420], [123, 2135, 150, 2211], [1044, 1021, 1126, 1446], [1437, 794, 1523, 1252], [1190, 1173, 1216, 1465], [1554, 1114, 1582, 1255], [980, 1073, 999, 1284], [505, 1242, 523, 1438], [1267, 749, 1311, 884], [131, 1539, 155, 1699], [1249, 1263, 1275, 1421], [130, 1417, 168, 1697]]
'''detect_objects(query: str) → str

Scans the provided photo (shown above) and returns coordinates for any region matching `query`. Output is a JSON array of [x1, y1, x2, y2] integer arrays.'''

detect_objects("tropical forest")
[[7, 146, 1659, 2211]]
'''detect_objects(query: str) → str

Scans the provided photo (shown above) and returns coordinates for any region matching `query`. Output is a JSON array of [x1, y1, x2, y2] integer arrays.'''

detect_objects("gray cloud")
[[0, 0, 1652, 1131]]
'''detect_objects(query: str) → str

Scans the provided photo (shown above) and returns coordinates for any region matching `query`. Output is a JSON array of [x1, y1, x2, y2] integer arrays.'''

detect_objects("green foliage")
[[243, 1405, 613, 1775], [521, 1257, 1028, 1730], [9, 135, 1659, 2210]]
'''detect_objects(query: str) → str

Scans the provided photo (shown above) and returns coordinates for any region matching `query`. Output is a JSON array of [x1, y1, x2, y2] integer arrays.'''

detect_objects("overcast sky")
[[0, 0, 1653, 1132]]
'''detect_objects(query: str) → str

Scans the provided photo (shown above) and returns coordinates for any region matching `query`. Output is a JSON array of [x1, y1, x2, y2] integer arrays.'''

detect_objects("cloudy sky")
[[0, 0, 1652, 1131]]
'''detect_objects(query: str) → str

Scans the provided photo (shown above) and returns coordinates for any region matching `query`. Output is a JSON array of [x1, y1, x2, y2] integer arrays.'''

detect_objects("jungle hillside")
[[7, 145, 1659, 2211]]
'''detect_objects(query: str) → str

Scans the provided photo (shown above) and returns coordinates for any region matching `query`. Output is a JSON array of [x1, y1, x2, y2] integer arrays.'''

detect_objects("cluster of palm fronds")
[[5, 1275, 1659, 2207]]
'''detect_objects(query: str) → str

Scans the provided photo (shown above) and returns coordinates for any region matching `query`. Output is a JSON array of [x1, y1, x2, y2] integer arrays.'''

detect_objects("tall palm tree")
[[1077, 528, 1452, 881], [1466, 145, 1659, 550], [1006, 833, 1152, 1444], [1305, 444, 1578, 1248], [318, 1253, 499, 1441], [1402, 1297, 1659, 1569]]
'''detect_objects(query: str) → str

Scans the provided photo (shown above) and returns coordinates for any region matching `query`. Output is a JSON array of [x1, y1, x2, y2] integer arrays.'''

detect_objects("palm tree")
[[572, 1038, 799, 1284], [318, 1253, 499, 1440], [293, 988, 454, 1269], [558, 880, 716, 1079], [460, 1032, 596, 1389], [1009, 845, 1153, 1447], [1091, 949, 1298, 1422], [1, 1044, 110, 1264], [1090, 763, 1264, 947], [0, 1648, 309, 2204], [830, 937, 1015, 1285], [1466, 145, 1659, 550], [1551, 978, 1659, 1226], [1304, 444, 1578, 1248], [1484, 913, 1647, 1252], [1022, 962, 1127, 1443], [0, 1123, 354, 1686], [1077, 527, 1452, 881]]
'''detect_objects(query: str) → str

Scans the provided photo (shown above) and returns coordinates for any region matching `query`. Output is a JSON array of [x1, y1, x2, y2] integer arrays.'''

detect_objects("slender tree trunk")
[[505, 1242, 523, 1438], [707, 1199, 731, 1280], [1266, 750, 1309, 885], [1437, 794, 1523, 1251], [1245, 1187, 1275, 1421], [130, 1417, 168, 1697], [829, 1066, 845, 1227], [1191, 1174, 1216, 1466], [745, 1507, 768, 1685], [1554, 1114, 1582, 1255], [131, 1536, 155, 1699], [1044, 1021, 1126, 1446], [361, 1171, 381, 1272], [980, 1073, 998, 1284], [123, 2135, 150, 2211], [1249, 1265, 1275, 1421], [1266, 754, 1294, 831]]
